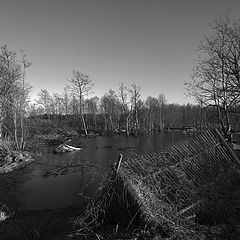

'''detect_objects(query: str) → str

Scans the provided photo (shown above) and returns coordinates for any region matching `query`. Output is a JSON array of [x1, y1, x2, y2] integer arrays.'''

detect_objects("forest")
[[2, 15, 240, 147], [1, 54, 238, 146]]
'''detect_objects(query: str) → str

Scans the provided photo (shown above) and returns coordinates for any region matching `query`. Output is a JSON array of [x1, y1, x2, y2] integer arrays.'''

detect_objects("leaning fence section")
[[117, 129, 240, 228]]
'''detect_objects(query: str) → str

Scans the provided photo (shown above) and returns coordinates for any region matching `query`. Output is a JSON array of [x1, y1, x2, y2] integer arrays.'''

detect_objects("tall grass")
[[0, 139, 13, 159]]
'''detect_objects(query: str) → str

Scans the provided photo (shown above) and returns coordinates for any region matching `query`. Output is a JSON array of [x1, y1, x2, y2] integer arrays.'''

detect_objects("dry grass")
[[0, 139, 12, 158], [0, 138, 34, 173]]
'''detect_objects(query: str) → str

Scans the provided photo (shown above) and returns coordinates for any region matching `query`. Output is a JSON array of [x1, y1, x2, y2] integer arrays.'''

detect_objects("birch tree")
[[129, 82, 141, 133], [118, 83, 131, 135], [158, 93, 166, 131], [0, 45, 31, 149], [37, 89, 52, 118], [68, 70, 94, 135]]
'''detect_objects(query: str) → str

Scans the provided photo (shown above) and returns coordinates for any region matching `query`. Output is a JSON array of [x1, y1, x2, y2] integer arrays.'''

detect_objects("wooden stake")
[[116, 154, 123, 173]]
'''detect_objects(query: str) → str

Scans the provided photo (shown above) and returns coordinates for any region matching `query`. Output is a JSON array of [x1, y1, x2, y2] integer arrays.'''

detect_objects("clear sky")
[[0, 0, 240, 104]]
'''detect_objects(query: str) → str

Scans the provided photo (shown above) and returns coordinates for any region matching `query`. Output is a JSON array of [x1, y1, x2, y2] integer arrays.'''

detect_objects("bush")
[[198, 168, 240, 225]]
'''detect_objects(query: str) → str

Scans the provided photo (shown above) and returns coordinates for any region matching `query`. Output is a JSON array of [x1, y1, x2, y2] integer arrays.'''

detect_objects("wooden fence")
[[117, 129, 240, 225]]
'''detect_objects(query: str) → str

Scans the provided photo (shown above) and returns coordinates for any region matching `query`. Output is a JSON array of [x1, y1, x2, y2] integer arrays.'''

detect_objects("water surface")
[[19, 131, 188, 210]]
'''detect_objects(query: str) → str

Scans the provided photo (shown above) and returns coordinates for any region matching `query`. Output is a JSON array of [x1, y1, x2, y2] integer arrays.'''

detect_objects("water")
[[19, 131, 188, 210]]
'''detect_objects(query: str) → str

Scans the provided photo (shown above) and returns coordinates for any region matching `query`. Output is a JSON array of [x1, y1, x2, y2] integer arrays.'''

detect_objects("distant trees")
[[37, 89, 53, 117], [185, 13, 240, 138], [85, 96, 99, 129], [145, 96, 159, 131], [158, 93, 166, 131], [32, 82, 207, 135], [100, 89, 121, 131], [129, 82, 141, 133], [118, 83, 131, 135], [62, 85, 71, 115], [29, 68, 228, 137]]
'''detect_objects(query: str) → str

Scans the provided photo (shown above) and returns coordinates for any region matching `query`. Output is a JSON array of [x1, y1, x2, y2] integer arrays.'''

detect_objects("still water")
[[19, 131, 188, 210]]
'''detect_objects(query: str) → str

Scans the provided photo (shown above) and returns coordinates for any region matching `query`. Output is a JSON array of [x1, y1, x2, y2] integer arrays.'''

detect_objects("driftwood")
[[53, 140, 82, 154]]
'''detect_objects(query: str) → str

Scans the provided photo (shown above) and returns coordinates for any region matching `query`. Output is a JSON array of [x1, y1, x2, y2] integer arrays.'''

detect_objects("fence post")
[[116, 154, 123, 173], [215, 129, 240, 167]]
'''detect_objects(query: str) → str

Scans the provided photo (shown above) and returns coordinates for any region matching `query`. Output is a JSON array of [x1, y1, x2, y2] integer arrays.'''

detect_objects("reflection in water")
[[19, 131, 188, 210]]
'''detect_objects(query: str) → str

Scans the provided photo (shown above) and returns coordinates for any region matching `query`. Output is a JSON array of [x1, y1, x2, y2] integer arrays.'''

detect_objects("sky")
[[0, 0, 240, 104]]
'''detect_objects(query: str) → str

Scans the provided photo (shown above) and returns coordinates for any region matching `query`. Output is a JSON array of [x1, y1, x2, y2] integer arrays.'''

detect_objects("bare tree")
[[37, 89, 52, 118], [68, 70, 94, 135], [185, 13, 240, 139], [0, 45, 31, 149], [62, 85, 71, 115], [19, 50, 31, 149], [85, 96, 99, 130], [158, 93, 166, 131], [118, 83, 131, 135], [53, 93, 64, 115], [129, 82, 141, 134], [100, 89, 121, 132], [145, 96, 158, 132], [0, 45, 20, 138]]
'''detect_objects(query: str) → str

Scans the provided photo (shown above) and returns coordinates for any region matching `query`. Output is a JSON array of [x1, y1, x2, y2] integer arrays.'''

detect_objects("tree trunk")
[[0, 117, 3, 139], [0, 106, 4, 139], [81, 113, 88, 135], [126, 114, 130, 136], [20, 106, 25, 149], [13, 110, 19, 150]]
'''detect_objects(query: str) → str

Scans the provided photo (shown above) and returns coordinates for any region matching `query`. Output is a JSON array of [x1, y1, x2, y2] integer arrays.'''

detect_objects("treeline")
[[29, 81, 215, 136]]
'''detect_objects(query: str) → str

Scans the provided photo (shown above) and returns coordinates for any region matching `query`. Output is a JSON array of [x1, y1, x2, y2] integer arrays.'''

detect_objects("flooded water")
[[19, 131, 188, 210]]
